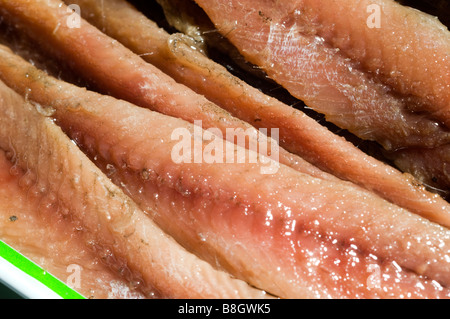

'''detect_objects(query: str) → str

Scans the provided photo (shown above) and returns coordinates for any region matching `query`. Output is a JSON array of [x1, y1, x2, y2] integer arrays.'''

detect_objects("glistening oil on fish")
[[0, 0, 448, 299], [190, 0, 450, 191], [63, 0, 450, 226]]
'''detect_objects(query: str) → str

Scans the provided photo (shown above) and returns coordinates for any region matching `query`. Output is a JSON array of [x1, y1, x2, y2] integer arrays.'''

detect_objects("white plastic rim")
[[0, 255, 62, 299], [0, 240, 84, 299]]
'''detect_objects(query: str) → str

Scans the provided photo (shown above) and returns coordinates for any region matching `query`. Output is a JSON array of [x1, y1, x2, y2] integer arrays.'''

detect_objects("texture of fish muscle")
[[0, 76, 268, 299], [47, 0, 450, 227], [0, 46, 448, 298], [192, 0, 450, 190]]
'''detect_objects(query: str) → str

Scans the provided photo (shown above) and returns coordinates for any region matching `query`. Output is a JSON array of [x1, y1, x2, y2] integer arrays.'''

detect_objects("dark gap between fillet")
[[397, 0, 450, 28]]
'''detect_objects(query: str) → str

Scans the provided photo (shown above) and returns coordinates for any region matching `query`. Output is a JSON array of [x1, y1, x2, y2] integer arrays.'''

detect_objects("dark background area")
[[0, 282, 22, 299], [397, 0, 450, 27]]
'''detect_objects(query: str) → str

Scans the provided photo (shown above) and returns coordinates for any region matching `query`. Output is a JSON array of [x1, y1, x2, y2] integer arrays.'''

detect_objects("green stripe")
[[0, 240, 85, 299]]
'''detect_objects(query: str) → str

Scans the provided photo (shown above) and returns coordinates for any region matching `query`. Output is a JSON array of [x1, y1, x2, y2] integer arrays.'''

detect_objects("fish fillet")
[[0, 45, 448, 299], [15, 0, 449, 228], [0, 0, 340, 186], [0, 149, 144, 299], [0, 76, 267, 299], [192, 0, 450, 189], [282, 0, 450, 126]]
